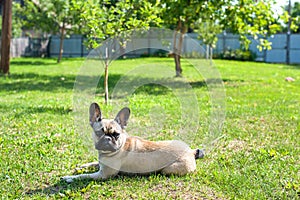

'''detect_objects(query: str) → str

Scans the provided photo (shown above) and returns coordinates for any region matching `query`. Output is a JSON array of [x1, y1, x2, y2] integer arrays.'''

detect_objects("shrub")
[[216, 49, 257, 61]]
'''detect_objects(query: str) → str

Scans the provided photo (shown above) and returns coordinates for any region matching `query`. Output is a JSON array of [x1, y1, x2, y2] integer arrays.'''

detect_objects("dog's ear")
[[115, 107, 130, 128], [89, 103, 102, 126]]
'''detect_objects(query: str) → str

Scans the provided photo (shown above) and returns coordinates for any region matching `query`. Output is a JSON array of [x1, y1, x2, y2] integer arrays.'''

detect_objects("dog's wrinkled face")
[[89, 103, 130, 153], [92, 119, 122, 152]]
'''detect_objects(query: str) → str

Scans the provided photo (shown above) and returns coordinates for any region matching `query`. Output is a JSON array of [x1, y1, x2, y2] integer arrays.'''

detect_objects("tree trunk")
[[104, 47, 109, 104], [57, 22, 65, 63], [173, 20, 185, 77], [176, 31, 184, 76], [0, 0, 12, 75], [174, 54, 182, 77]]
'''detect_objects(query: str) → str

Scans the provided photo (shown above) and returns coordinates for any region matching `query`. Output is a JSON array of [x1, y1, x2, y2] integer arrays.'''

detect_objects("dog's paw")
[[61, 176, 75, 183]]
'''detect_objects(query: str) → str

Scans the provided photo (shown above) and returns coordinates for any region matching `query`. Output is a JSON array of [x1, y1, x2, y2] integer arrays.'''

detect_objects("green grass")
[[0, 57, 299, 199]]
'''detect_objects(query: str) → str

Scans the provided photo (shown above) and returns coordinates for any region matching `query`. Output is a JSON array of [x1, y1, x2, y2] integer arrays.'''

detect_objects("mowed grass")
[[0, 57, 299, 199]]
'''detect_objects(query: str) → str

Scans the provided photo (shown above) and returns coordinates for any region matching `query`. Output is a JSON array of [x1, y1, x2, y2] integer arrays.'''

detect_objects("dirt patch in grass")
[[149, 180, 226, 200]]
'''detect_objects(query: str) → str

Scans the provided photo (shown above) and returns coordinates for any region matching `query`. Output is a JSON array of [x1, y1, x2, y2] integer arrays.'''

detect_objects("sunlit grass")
[[0, 57, 299, 199]]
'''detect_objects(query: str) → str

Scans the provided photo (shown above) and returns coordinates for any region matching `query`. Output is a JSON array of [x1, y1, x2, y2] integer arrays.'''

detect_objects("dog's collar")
[[98, 150, 113, 154], [98, 149, 120, 156]]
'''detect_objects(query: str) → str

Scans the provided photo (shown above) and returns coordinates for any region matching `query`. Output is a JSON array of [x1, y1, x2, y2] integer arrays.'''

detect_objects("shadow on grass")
[[189, 81, 207, 88], [100, 76, 210, 98], [127, 80, 207, 96], [25, 179, 91, 196], [25, 175, 144, 197], [125, 78, 243, 96], [0, 73, 76, 92], [1, 72, 207, 94], [10, 60, 57, 66], [1, 71, 239, 95], [0, 73, 124, 93], [288, 64, 300, 70], [0, 104, 72, 115]]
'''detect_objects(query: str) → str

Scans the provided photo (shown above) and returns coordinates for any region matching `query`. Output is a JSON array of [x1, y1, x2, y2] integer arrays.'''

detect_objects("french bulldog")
[[62, 103, 204, 182]]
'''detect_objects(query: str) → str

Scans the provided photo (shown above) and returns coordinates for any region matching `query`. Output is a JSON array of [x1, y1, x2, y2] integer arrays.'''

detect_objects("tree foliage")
[[80, 0, 162, 48], [159, 0, 280, 76], [281, 1, 300, 33], [16, 0, 285, 79], [222, 0, 280, 50], [160, 0, 211, 76], [19, 0, 85, 62], [0, 2, 23, 38], [78, 0, 162, 104]]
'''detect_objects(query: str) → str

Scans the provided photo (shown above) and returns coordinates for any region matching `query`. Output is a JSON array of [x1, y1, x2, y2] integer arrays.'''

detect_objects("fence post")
[[223, 31, 226, 53], [81, 35, 84, 57], [286, 0, 291, 64]]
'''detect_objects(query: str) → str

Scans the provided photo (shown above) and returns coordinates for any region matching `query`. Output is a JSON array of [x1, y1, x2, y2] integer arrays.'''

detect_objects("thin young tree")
[[81, 0, 161, 104]]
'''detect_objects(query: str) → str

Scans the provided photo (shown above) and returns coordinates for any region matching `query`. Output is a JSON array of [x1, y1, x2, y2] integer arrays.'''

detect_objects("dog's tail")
[[194, 149, 205, 159]]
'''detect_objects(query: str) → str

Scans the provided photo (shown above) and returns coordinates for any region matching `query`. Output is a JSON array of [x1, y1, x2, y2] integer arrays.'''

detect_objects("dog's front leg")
[[62, 165, 119, 183], [75, 161, 99, 171], [62, 170, 103, 183]]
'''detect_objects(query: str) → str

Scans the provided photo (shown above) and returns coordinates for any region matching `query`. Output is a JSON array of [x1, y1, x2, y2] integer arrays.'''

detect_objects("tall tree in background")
[[161, 0, 207, 77], [20, 0, 84, 63], [223, 0, 280, 51], [291, 2, 300, 32], [80, 0, 161, 104], [281, 1, 300, 33], [161, 0, 280, 77], [0, 0, 12, 75]]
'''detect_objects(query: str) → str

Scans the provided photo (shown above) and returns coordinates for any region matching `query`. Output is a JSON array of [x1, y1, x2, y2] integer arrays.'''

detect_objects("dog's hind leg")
[[194, 149, 205, 159], [161, 160, 195, 175], [161, 149, 204, 176]]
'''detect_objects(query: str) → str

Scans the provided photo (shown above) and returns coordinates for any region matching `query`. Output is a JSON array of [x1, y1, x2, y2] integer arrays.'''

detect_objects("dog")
[[62, 103, 204, 182]]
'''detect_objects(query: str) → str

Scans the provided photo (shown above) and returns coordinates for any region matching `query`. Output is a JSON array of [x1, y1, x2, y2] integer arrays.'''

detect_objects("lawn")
[[0, 57, 299, 199]]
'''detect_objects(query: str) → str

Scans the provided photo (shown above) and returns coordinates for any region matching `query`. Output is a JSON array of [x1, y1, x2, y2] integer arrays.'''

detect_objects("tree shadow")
[[0, 73, 76, 92], [110, 77, 245, 97], [189, 80, 207, 88], [10, 60, 57, 66], [25, 179, 91, 197], [0, 104, 72, 116], [1, 70, 241, 95], [0, 72, 123, 93], [104, 75, 209, 98], [129, 80, 208, 96], [25, 174, 146, 197], [288, 64, 300, 70]]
